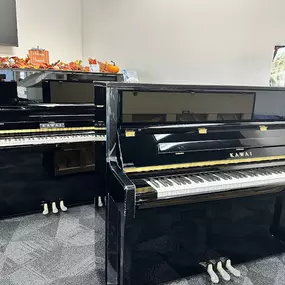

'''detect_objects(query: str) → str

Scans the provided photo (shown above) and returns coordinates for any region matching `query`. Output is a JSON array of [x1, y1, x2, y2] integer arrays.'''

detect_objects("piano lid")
[[94, 82, 285, 126]]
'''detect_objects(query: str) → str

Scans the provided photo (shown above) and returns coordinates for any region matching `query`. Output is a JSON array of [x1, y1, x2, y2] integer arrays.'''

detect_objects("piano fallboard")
[[119, 123, 285, 174], [0, 103, 106, 148]]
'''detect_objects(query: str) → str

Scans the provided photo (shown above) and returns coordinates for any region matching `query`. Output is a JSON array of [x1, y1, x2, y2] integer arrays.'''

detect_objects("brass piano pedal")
[[200, 261, 219, 284], [59, 200, 68, 212], [42, 203, 49, 215], [52, 202, 59, 214]]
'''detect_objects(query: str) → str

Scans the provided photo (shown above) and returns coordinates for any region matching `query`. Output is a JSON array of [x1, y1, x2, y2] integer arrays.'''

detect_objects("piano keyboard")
[[0, 133, 106, 147], [145, 166, 285, 199]]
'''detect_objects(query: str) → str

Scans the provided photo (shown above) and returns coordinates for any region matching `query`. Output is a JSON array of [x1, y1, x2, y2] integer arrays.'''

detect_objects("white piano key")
[[0, 133, 106, 147], [145, 166, 285, 199]]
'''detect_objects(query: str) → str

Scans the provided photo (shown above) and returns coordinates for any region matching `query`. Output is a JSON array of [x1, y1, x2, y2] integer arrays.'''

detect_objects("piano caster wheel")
[[217, 261, 231, 281], [59, 200, 68, 212], [52, 202, 59, 214], [42, 203, 49, 215], [98, 197, 103, 207], [225, 259, 241, 277], [207, 263, 219, 284]]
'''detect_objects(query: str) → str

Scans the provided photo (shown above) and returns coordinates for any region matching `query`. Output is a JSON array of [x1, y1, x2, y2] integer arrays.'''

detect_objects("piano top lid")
[[0, 103, 96, 123], [0, 103, 95, 113], [121, 121, 285, 134]]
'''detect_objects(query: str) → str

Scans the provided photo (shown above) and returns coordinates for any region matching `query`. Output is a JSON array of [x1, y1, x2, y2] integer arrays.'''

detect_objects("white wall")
[[0, 0, 82, 63], [82, 0, 285, 85]]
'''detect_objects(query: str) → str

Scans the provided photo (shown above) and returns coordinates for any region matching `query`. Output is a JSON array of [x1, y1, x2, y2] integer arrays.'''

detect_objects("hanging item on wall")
[[270, 46, 285, 86]]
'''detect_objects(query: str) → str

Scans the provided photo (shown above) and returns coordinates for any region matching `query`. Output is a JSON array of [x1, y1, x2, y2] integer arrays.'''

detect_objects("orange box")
[[28, 48, 49, 66]]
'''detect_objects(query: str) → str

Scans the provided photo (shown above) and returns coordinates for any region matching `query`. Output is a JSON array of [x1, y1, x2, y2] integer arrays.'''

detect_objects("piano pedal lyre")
[[59, 200, 68, 212], [42, 202, 49, 216]]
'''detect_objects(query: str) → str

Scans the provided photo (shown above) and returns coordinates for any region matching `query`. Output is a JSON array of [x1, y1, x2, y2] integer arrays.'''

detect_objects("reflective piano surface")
[[0, 103, 106, 217], [98, 82, 285, 285]]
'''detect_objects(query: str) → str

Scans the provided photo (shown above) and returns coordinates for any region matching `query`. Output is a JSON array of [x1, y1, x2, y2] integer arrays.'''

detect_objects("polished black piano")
[[0, 102, 105, 217], [98, 82, 285, 285]]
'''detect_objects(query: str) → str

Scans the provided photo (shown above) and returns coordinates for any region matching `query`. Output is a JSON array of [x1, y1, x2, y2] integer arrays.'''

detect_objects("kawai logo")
[[230, 151, 253, 158]]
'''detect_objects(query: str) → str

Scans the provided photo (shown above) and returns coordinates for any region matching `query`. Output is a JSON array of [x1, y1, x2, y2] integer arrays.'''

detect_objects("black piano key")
[[215, 173, 229, 180], [199, 174, 212, 182], [211, 174, 221, 181], [234, 172, 245, 178], [272, 168, 282, 174], [171, 177, 182, 185], [177, 177, 187, 185], [150, 179, 160, 188], [194, 175, 205, 183], [246, 170, 258, 176], [268, 168, 278, 174], [227, 172, 239, 178], [184, 177, 192, 184], [187, 176, 201, 183], [268, 168, 277, 174], [255, 170, 266, 176], [159, 179, 170, 187], [236, 171, 247, 178], [242, 170, 255, 177], [180, 176, 190, 184], [257, 169, 268, 175], [166, 179, 174, 186], [266, 168, 274, 174], [206, 174, 218, 181], [220, 173, 233, 180], [162, 178, 172, 186]]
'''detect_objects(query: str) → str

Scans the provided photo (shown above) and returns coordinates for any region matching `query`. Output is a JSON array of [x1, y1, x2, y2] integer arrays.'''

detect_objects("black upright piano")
[[98, 82, 285, 285], [0, 101, 107, 217]]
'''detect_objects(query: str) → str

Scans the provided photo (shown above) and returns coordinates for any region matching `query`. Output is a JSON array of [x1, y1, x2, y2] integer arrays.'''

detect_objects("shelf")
[[0, 68, 123, 87]]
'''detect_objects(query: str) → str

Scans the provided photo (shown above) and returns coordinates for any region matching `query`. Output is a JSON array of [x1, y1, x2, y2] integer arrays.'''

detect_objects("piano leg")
[[106, 193, 140, 285], [270, 196, 285, 241], [120, 192, 140, 285], [106, 195, 120, 285]]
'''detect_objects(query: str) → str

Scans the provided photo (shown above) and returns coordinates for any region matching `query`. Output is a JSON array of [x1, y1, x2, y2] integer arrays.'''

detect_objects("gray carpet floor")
[[0, 205, 285, 285]]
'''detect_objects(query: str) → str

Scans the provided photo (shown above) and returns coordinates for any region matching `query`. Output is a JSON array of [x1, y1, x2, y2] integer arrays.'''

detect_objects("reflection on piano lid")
[[0, 104, 106, 148], [122, 90, 255, 123]]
